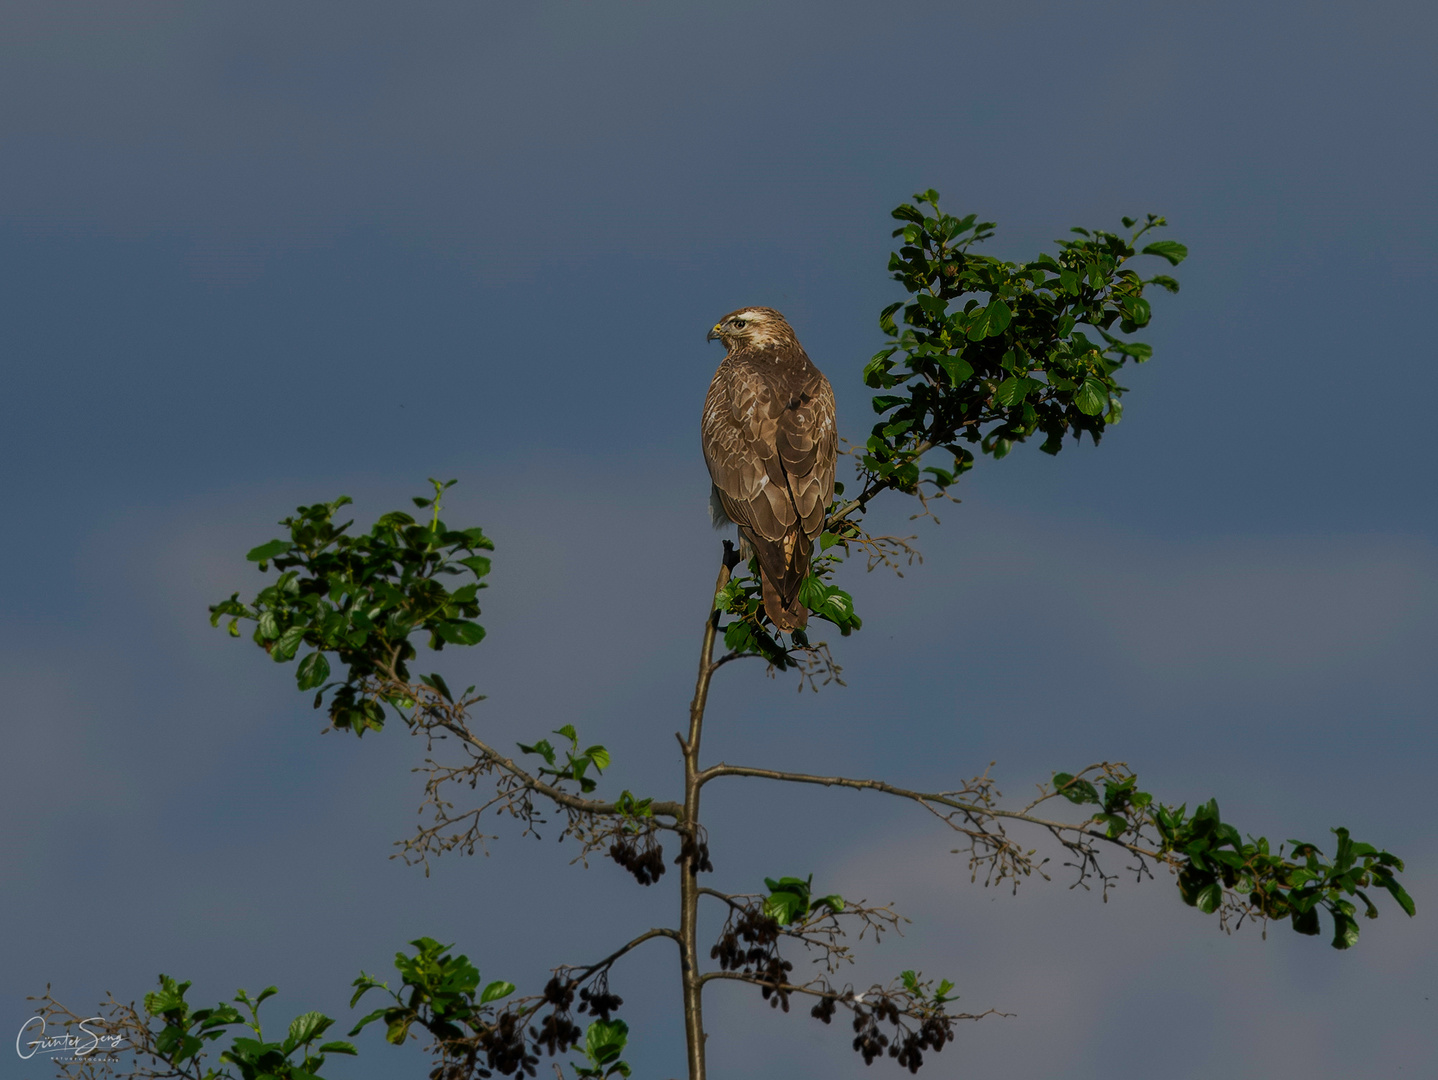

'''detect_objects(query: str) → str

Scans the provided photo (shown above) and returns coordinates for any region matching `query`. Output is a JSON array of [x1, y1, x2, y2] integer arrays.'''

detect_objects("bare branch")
[[698, 761, 1178, 897], [773, 640, 845, 693], [352, 677, 684, 875], [558, 927, 682, 983], [26, 989, 186, 1080], [700, 970, 1002, 1021], [402, 682, 683, 821]]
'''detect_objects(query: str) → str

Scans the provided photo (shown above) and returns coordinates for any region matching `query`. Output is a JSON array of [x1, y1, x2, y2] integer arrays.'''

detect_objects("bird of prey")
[[702, 307, 837, 631]]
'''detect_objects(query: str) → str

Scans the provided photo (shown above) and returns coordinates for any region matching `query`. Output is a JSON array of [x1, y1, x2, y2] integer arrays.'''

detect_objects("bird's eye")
[[733, 319, 746, 328]]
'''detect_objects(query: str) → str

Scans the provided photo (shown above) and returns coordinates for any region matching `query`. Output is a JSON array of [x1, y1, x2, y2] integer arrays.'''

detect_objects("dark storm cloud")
[[2, 2, 1434, 1077], [4, 2, 1434, 252]]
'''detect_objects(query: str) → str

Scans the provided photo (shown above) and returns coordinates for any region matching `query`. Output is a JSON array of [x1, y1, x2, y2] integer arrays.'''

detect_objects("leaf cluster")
[[350, 937, 514, 1046], [1051, 771, 1416, 947], [570, 1019, 630, 1079], [518, 725, 612, 795], [762, 875, 845, 927], [208, 479, 492, 734], [140, 976, 355, 1080], [349, 938, 631, 1079], [860, 190, 1185, 497], [715, 555, 858, 672]]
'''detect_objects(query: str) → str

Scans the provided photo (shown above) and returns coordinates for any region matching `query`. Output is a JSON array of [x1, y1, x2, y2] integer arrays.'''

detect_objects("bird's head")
[[707, 307, 796, 351]]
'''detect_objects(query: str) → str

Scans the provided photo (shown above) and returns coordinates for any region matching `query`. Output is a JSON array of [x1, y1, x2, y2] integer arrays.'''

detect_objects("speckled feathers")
[[701, 308, 836, 630]]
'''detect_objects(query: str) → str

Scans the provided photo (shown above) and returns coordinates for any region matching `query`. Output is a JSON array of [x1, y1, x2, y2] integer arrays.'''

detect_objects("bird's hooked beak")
[[707, 324, 722, 343]]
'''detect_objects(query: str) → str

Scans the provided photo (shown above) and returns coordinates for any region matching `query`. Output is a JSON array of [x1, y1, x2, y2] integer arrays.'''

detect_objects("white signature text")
[[15, 1016, 127, 1060]]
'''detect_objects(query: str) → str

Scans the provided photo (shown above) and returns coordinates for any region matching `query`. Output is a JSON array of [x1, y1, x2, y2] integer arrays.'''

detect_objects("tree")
[[30, 192, 1414, 1080]]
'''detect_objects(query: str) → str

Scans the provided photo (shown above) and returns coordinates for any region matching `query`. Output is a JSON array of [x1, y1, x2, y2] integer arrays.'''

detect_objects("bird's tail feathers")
[[749, 529, 811, 632], [760, 573, 807, 631]]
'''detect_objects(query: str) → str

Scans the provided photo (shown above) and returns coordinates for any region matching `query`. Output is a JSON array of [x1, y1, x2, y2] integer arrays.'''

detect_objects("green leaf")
[[348, 1008, 388, 1036], [1292, 905, 1322, 936], [1121, 297, 1152, 328], [246, 539, 291, 563], [287, 1012, 334, 1048], [480, 980, 515, 1004], [967, 299, 1012, 341], [458, 555, 492, 577], [419, 672, 453, 701], [938, 355, 974, 385], [1073, 377, 1108, 415], [1194, 882, 1222, 914], [273, 626, 306, 662], [349, 974, 387, 1009], [585, 1019, 629, 1066], [1379, 875, 1417, 918], [985, 298, 1012, 336], [1357, 890, 1380, 921], [763, 876, 814, 925], [434, 620, 486, 646], [586, 746, 612, 771], [994, 375, 1036, 407], [296, 651, 331, 691], [1054, 774, 1100, 805], [145, 976, 193, 1017], [723, 620, 754, 651], [1141, 240, 1188, 265], [518, 739, 557, 766], [1111, 340, 1153, 360], [765, 891, 807, 924], [1095, 812, 1128, 839]]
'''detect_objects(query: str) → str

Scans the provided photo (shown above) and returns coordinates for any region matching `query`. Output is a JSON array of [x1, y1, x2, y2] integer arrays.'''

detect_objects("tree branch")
[[697, 762, 1169, 864], [434, 713, 684, 820], [825, 439, 935, 528], [563, 927, 682, 983], [697, 886, 745, 911], [697, 971, 1002, 1023]]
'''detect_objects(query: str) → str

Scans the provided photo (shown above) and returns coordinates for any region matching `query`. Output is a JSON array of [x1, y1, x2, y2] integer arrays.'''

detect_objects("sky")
[[2, 2, 1435, 1077]]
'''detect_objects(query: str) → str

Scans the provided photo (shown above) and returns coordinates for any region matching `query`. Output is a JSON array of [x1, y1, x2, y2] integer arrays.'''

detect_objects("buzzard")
[[702, 307, 837, 631]]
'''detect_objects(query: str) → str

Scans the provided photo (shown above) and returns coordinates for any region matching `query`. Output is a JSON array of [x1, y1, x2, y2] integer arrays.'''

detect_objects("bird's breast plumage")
[[700, 316, 837, 630]]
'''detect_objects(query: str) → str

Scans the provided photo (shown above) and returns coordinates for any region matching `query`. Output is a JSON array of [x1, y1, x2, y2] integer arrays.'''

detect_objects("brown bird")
[[702, 307, 837, 631]]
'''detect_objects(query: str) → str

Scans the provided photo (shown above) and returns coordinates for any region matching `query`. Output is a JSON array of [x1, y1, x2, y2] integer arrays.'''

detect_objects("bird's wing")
[[774, 363, 837, 542], [702, 357, 797, 542]]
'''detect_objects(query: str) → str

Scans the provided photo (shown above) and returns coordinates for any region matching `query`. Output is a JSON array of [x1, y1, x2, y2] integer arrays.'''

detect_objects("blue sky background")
[[3, 3, 1435, 1077]]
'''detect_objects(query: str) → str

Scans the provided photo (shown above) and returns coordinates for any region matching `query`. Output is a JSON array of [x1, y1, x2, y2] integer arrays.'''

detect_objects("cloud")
[[860, 499, 1438, 686]]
